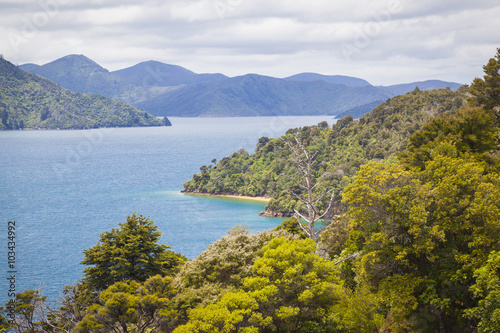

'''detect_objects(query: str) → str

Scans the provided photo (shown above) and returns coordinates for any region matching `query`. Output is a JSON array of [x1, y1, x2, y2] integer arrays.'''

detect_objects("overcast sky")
[[1, 0, 499, 85]]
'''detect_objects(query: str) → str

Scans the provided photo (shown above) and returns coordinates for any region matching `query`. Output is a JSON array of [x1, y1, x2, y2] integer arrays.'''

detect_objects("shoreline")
[[181, 192, 271, 203]]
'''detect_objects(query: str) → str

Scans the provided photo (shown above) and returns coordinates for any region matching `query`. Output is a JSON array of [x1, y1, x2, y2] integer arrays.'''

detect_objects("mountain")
[[112, 60, 227, 87], [0, 57, 169, 130], [381, 80, 463, 95], [19, 54, 149, 104], [18, 63, 40, 72], [135, 74, 393, 117], [284, 73, 371, 87], [20, 55, 464, 118]]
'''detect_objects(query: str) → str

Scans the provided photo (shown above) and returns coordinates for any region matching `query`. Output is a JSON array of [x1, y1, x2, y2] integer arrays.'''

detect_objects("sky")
[[0, 0, 499, 86]]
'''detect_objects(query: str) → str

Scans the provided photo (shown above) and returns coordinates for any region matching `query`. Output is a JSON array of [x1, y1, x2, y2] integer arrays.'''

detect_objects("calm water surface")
[[0, 116, 335, 302]]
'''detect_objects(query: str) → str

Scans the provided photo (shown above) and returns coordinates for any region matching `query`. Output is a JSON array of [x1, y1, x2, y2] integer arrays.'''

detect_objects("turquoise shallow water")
[[0, 116, 335, 302]]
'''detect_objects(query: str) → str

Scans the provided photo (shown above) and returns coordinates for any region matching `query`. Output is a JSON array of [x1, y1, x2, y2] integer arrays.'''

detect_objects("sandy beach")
[[182, 192, 271, 203]]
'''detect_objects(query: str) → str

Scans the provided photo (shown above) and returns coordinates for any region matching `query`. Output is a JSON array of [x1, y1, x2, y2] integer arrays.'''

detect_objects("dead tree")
[[282, 136, 335, 241]]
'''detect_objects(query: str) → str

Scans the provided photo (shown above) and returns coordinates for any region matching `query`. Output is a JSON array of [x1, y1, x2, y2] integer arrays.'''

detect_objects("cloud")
[[0, 0, 499, 85]]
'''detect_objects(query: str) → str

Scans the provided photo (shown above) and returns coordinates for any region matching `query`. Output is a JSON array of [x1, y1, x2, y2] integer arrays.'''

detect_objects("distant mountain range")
[[19, 54, 463, 118], [0, 58, 168, 130]]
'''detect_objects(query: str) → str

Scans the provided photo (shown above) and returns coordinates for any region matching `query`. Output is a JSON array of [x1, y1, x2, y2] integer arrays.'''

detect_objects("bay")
[[0, 116, 335, 302]]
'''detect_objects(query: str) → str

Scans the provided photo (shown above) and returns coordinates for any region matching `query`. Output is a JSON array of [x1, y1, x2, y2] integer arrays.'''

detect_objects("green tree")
[[469, 48, 500, 123], [0, 311, 10, 333], [273, 217, 308, 239], [172, 228, 297, 321], [76, 275, 177, 333], [343, 141, 500, 331], [317, 215, 350, 258], [331, 285, 384, 332], [465, 251, 500, 333], [52, 283, 100, 332], [401, 105, 499, 170], [81, 213, 185, 290], [3, 289, 52, 333]]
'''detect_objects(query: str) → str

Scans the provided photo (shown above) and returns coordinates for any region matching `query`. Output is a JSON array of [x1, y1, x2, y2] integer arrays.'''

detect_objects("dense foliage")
[[183, 86, 467, 216], [174, 237, 343, 333], [0, 58, 169, 130], [343, 141, 500, 331]]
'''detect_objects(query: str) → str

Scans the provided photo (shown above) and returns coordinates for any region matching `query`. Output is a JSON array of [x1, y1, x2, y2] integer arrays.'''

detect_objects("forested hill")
[[0, 58, 169, 130], [182, 86, 468, 216]]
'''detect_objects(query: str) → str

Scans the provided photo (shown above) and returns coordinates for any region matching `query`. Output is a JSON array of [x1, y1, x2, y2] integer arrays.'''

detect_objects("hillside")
[[182, 86, 468, 215], [0, 58, 169, 130]]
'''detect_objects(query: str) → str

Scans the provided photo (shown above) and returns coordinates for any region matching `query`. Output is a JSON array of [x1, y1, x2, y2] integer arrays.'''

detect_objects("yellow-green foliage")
[[75, 275, 177, 333], [465, 251, 500, 333], [343, 140, 500, 331], [175, 238, 344, 333], [173, 228, 298, 315]]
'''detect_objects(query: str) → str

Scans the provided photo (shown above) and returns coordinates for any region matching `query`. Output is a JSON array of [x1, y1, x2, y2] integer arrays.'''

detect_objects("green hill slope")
[[182, 86, 467, 216], [0, 58, 169, 130]]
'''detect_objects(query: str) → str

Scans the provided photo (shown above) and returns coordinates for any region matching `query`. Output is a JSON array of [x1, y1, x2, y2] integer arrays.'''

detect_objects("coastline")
[[181, 192, 271, 203]]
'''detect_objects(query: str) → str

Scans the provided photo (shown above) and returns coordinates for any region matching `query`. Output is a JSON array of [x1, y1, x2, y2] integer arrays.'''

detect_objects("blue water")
[[0, 116, 335, 303]]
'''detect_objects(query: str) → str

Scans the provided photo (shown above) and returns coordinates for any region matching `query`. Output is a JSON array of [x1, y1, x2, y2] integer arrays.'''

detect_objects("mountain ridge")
[[19, 55, 463, 118]]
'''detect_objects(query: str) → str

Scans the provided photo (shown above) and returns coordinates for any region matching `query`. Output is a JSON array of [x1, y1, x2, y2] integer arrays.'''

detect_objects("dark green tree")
[[81, 213, 185, 290], [469, 48, 500, 123], [400, 105, 499, 170]]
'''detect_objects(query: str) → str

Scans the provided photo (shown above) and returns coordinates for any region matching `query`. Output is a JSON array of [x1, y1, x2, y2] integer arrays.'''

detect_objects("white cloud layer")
[[0, 0, 499, 85]]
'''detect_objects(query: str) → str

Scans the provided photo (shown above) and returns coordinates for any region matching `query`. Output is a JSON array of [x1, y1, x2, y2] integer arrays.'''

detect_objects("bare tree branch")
[[318, 190, 336, 220], [333, 251, 360, 266]]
